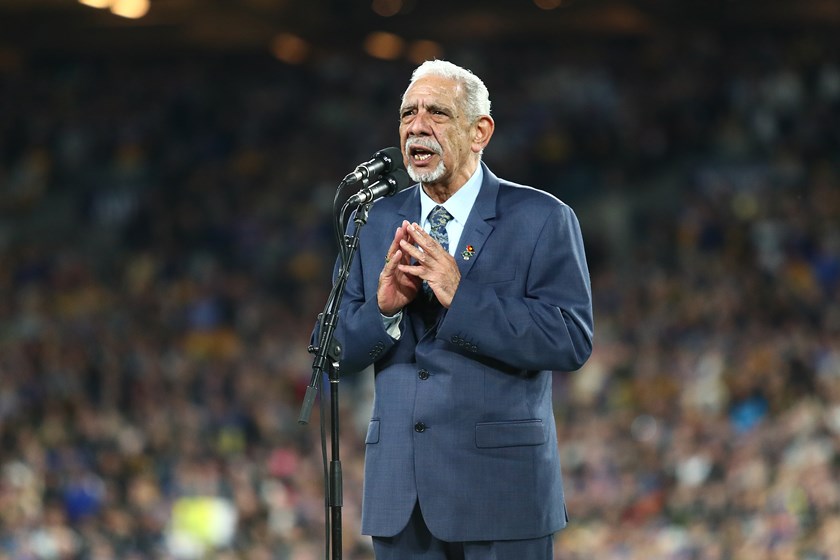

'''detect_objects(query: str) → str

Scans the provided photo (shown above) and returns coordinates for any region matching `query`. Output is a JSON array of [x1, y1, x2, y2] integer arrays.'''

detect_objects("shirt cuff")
[[381, 310, 403, 340]]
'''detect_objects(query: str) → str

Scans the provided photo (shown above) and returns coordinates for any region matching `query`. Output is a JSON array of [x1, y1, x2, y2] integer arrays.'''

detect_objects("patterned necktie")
[[428, 205, 453, 252], [424, 205, 453, 299]]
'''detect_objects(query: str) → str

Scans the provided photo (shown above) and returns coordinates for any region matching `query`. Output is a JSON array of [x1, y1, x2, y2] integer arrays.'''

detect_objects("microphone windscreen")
[[388, 168, 412, 194], [375, 146, 405, 173]]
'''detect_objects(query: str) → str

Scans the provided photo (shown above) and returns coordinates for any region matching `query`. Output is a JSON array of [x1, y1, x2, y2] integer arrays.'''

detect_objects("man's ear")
[[472, 115, 495, 153]]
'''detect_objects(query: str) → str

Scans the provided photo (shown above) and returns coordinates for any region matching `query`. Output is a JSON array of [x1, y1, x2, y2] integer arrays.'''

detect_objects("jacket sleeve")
[[329, 234, 399, 375]]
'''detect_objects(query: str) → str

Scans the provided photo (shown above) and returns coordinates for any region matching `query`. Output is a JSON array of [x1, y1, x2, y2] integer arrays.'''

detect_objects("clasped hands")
[[378, 220, 461, 316]]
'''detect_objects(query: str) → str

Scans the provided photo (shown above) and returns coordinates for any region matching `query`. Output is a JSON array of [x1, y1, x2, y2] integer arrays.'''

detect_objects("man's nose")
[[405, 111, 432, 135]]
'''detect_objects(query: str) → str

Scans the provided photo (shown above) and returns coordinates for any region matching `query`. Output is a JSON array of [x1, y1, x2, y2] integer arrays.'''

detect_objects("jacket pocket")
[[365, 419, 380, 444], [474, 419, 546, 448]]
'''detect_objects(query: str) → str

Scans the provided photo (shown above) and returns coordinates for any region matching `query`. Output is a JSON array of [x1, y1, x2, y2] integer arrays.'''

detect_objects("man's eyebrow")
[[426, 103, 452, 113], [399, 102, 454, 115]]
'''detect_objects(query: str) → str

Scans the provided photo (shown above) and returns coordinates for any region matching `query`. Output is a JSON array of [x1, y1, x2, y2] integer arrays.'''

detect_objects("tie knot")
[[429, 205, 453, 228]]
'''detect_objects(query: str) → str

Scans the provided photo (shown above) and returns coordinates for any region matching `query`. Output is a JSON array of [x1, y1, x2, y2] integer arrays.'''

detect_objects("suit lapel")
[[397, 186, 422, 225], [455, 162, 498, 279]]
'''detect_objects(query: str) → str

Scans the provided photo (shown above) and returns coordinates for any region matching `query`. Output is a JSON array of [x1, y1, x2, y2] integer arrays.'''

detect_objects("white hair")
[[404, 60, 491, 123]]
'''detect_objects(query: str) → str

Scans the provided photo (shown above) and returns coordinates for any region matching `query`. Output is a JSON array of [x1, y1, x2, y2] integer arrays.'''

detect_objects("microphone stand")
[[300, 195, 372, 560]]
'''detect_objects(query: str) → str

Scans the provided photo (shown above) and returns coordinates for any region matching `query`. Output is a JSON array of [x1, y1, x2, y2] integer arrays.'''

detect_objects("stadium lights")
[[371, 0, 402, 17], [270, 33, 310, 65], [364, 31, 404, 60], [78, 0, 113, 8], [78, 0, 150, 19], [110, 0, 150, 19]]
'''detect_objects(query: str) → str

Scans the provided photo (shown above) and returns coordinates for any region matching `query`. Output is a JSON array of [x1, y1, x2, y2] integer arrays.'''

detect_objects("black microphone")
[[343, 147, 404, 186], [346, 169, 411, 207]]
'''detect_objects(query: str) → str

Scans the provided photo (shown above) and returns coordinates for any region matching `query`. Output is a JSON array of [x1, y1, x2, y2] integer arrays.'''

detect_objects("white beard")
[[408, 160, 446, 184], [405, 137, 446, 184]]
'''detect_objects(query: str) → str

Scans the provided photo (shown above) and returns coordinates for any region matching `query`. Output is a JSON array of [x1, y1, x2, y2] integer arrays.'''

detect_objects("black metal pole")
[[300, 202, 370, 559], [329, 366, 343, 560]]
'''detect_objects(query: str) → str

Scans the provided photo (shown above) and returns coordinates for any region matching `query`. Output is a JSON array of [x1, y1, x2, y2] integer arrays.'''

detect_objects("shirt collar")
[[419, 164, 484, 226]]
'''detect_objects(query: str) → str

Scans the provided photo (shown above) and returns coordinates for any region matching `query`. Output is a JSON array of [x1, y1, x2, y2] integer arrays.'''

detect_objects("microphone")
[[346, 169, 411, 207], [343, 147, 404, 186]]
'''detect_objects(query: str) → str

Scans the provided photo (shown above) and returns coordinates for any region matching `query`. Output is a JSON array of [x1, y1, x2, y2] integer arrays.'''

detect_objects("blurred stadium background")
[[1, 1, 840, 559]]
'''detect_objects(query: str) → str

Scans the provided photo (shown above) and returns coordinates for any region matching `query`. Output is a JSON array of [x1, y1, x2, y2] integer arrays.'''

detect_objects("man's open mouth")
[[409, 145, 438, 162]]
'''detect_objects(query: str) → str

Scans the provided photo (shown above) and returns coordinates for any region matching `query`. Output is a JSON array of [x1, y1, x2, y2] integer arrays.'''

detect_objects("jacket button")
[[414, 422, 426, 433], [418, 369, 429, 380]]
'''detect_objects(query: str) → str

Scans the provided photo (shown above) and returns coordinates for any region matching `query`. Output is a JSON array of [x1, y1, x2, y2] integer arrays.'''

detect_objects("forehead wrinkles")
[[401, 78, 465, 113]]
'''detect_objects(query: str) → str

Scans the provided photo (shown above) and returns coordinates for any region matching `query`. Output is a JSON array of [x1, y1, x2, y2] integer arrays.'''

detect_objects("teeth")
[[413, 153, 432, 161]]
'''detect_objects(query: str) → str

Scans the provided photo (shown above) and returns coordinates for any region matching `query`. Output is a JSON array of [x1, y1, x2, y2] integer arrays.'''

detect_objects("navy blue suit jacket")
[[334, 163, 593, 541]]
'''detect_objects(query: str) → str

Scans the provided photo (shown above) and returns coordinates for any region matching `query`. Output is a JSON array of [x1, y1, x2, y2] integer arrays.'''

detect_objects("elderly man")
[[333, 59, 593, 559]]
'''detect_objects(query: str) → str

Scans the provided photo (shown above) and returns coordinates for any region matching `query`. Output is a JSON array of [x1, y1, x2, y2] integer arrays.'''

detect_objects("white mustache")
[[405, 137, 442, 155]]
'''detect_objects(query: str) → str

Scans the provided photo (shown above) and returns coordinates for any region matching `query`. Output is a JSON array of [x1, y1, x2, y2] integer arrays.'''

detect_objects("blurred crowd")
[[1, 29, 839, 560]]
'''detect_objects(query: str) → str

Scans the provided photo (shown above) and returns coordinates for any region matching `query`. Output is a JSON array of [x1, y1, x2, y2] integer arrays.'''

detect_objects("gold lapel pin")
[[461, 245, 475, 260]]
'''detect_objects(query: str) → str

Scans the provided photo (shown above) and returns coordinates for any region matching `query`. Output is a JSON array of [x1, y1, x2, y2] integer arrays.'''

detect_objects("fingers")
[[397, 223, 451, 277], [401, 223, 442, 261], [378, 222, 422, 314], [384, 226, 402, 260], [383, 223, 410, 273], [387, 221, 451, 272], [397, 223, 461, 307], [385, 249, 404, 275]]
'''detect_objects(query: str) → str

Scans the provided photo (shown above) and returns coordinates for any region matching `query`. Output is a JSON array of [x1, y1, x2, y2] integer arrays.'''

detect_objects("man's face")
[[399, 74, 476, 188]]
